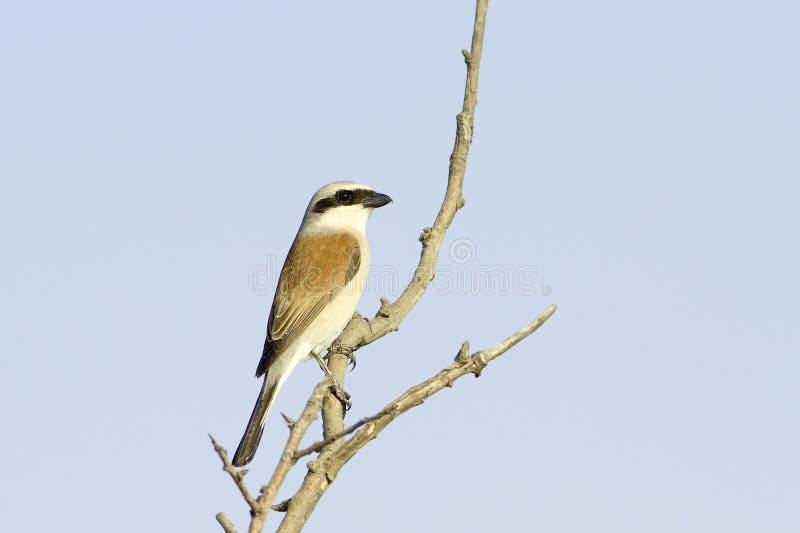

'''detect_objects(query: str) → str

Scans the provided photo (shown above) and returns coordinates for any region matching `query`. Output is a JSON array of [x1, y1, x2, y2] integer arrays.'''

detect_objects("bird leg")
[[329, 342, 357, 370], [311, 349, 352, 411]]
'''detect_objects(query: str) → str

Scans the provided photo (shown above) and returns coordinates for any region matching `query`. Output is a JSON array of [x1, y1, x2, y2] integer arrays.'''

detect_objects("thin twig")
[[327, 0, 490, 356], [258, 381, 327, 498], [215, 4, 559, 533], [216, 513, 238, 533], [212, 382, 328, 533], [210, 435, 258, 511], [332, 305, 557, 465], [292, 409, 392, 460], [277, 3, 492, 531], [249, 381, 328, 533]]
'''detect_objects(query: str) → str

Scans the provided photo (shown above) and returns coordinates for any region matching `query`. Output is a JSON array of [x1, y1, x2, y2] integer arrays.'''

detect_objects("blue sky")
[[1, 1, 798, 532]]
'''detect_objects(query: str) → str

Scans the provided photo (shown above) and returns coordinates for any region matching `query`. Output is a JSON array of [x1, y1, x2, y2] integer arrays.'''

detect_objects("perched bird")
[[232, 181, 392, 466]]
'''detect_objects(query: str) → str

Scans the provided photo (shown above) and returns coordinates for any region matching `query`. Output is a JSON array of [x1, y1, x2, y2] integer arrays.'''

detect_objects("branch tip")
[[266, 2, 500, 530], [215, 512, 238, 533]]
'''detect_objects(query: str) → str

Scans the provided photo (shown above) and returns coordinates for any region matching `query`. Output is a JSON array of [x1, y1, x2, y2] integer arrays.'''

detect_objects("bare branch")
[[249, 381, 328, 533], [332, 305, 557, 465], [210, 435, 258, 512], [212, 381, 328, 533], [333, 0, 489, 356], [474, 305, 558, 367], [277, 2, 492, 531], [291, 303, 557, 466], [277, 303, 554, 533], [214, 4, 559, 533], [216, 513, 238, 533], [292, 409, 392, 460]]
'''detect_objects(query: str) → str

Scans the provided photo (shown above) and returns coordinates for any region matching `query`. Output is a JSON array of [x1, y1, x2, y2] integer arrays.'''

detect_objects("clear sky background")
[[1, 1, 798, 532]]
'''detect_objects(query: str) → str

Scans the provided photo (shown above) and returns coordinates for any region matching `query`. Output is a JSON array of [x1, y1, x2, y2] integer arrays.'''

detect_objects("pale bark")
[[212, 2, 558, 531]]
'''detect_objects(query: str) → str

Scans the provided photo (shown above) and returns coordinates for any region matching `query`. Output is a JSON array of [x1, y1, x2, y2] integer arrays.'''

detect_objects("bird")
[[232, 181, 392, 467]]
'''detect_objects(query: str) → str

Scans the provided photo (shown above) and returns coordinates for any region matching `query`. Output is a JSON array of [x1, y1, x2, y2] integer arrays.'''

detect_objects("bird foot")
[[329, 381, 352, 411], [330, 343, 357, 370], [311, 350, 353, 411]]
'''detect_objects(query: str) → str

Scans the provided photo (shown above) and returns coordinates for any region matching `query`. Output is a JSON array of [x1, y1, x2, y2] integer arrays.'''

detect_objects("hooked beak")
[[361, 191, 393, 209]]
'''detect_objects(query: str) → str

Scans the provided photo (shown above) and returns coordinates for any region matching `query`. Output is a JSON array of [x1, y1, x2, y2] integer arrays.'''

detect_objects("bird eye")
[[335, 190, 354, 204]]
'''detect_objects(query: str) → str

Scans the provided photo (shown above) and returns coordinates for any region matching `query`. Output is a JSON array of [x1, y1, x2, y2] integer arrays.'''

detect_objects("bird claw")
[[311, 349, 353, 411], [330, 343, 357, 371], [329, 383, 352, 411]]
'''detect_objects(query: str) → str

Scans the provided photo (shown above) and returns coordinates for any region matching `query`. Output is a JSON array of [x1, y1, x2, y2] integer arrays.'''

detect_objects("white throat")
[[300, 204, 371, 237]]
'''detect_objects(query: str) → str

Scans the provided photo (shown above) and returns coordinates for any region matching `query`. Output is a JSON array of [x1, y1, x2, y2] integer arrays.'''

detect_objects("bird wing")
[[256, 232, 361, 377]]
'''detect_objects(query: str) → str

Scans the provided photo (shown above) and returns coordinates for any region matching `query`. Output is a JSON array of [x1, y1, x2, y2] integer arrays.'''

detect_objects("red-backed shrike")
[[232, 181, 392, 466]]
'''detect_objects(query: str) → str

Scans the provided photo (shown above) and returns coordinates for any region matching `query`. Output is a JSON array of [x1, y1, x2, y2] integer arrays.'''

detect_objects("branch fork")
[[213, 3, 558, 532]]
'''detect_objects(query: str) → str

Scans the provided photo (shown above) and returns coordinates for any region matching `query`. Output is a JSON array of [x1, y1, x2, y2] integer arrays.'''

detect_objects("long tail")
[[232, 372, 282, 467]]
